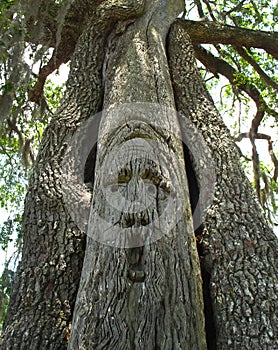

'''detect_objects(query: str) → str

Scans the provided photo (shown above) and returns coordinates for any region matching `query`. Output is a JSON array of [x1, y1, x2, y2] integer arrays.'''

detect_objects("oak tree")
[[0, 0, 277, 349]]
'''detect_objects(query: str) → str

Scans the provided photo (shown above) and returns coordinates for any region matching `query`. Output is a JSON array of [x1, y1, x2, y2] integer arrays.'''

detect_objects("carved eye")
[[140, 165, 160, 183], [158, 181, 171, 201], [158, 190, 168, 201]]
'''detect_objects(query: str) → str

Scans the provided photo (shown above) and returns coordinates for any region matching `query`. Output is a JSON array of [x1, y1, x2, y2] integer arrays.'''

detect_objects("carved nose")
[[127, 175, 144, 203]]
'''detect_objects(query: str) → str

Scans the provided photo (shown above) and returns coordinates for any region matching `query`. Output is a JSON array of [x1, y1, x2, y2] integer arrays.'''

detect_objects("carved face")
[[88, 137, 184, 248], [103, 138, 170, 215], [61, 103, 215, 241]]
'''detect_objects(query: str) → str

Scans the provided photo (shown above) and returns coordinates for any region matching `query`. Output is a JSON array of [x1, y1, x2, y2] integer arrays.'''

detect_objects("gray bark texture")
[[0, 0, 277, 349], [68, 1, 206, 349], [0, 1, 146, 349], [168, 23, 278, 349]]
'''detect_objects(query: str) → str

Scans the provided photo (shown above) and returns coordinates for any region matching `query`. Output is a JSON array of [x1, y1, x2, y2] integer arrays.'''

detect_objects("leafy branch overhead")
[[0, 0, 277, 224], [27, 8, 278, 106]]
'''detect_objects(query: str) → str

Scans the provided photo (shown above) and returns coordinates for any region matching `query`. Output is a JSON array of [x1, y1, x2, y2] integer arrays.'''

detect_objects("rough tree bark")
[[0, 1, 147, 348], [168, 23, 277, 349], [68, 0, 206, 348], [1, 0, 277, 349]]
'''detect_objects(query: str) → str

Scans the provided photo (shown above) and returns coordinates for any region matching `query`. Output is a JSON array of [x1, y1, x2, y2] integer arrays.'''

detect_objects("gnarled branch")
[[177, 19, 278, 59]]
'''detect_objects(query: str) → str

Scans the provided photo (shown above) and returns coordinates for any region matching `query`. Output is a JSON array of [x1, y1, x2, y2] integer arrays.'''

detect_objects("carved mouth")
[[88, 192, 177, 248], [97, 186, 170, 227]]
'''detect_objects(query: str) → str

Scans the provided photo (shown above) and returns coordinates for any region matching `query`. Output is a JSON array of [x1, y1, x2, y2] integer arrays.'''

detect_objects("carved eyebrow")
[[117, 168, 132, 183], [102, 157, 167, 185]]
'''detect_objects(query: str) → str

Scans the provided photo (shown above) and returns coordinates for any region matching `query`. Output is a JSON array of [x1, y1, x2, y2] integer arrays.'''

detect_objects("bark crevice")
[[182, 141, 217, 349]]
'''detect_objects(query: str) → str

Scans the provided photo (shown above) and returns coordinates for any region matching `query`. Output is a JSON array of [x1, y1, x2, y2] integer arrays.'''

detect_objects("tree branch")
[[177, 19, 278, 59], [24, 5, 278, 106], [236, 132, 271, 142], [235, 46, 278, 92], [235, 133, 278, 182], [223, 0, 246, 17], [30, 6, 278, 60], [26, 0, 103, 48], [26, 0, 143, 103], [7, 118, 34, 167], [193, 45, 278, 122], [193, 0, 205, 19], [29, 41, 75, 104], [200, 0, 216, 21], [249, 131, 261, 201]]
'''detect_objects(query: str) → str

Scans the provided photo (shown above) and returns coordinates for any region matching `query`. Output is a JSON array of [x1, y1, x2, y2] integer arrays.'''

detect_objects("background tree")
[[0, 0, 277, 349]]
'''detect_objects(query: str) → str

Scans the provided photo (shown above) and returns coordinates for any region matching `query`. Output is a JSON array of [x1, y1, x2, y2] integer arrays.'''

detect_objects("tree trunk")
[[0, 2, 146, 349], [68, 1, 206, 349], [168, 23, 278, 349], [1, 1, 277, 349]]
